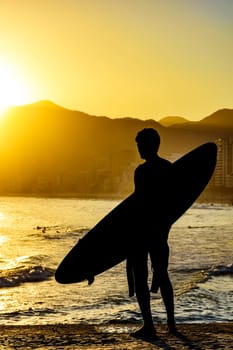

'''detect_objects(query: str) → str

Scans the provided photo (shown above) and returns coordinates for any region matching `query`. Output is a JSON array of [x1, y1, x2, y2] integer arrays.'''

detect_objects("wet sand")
[[0, 323, 232, 349]]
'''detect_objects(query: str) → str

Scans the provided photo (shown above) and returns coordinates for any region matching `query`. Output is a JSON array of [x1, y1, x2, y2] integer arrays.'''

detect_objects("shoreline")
[[0, 191, 232, 205], [0, 323, 232, 349]]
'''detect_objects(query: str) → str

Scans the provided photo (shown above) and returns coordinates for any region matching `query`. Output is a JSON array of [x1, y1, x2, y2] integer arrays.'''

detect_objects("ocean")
[[0, 196, 232, 326]]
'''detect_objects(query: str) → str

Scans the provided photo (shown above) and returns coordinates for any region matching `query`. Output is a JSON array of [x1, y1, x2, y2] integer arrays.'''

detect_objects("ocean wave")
[[32, 226, 88, 240], [0, 265, 53, 288], [187, 225, 215, 229], [175, 264, 233, 297], [193, 203, 232, 210], [209, 263, 233, 276], [174, 269, 209, 296]]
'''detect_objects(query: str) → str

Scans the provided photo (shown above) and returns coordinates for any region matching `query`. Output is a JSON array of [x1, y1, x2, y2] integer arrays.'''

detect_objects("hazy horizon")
[[1, 1, 233, 120], [2, 99, 233, 123]]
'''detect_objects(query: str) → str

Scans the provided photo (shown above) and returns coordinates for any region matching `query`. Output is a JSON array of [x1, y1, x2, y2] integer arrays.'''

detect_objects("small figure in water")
[[127, 128, 176, 339]]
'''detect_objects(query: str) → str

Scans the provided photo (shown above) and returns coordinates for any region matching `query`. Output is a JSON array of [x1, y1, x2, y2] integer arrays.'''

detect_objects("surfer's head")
[[136, 128, 160, 160]]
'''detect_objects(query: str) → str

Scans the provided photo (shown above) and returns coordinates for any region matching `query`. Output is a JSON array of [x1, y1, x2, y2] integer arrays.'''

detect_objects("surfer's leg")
[[150, 241, 176, 333], [131, 251, 156, 338], [159, 273, 176, 333]]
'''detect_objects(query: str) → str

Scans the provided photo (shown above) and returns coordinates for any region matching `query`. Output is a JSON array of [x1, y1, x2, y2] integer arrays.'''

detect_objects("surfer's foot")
[[131, 325, 157, 340]]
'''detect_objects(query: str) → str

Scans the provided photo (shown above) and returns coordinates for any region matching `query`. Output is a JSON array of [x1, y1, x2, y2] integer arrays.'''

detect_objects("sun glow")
[[0, 61, 33, 115]]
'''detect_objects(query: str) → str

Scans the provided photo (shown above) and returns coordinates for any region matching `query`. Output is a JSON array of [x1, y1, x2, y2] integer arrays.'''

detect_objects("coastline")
[[0, 190, 233, 205], [0, 186, 233, 205], [0, 323, 232, 349]]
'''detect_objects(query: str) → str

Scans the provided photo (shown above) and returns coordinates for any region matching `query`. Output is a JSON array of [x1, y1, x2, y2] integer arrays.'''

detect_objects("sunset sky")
[[0, 0, 233, 120]]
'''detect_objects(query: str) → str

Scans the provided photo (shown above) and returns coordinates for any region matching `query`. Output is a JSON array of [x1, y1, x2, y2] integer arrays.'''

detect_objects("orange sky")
[[0, 0, 233, 120]]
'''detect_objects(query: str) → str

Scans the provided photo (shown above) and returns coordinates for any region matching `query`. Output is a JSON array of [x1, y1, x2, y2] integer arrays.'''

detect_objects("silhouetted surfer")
[[127, 128, 176, 339]]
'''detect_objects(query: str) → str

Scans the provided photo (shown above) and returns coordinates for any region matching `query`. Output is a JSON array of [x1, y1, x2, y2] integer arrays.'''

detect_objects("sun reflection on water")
[[0, 235, 6, 246]]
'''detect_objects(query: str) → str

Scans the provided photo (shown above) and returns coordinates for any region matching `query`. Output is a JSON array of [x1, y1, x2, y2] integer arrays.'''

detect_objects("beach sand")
[[0, 323, 232, 349]]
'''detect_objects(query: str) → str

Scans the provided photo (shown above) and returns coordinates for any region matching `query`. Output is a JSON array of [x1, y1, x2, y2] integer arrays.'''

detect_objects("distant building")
[[214, 138, 233, 188]]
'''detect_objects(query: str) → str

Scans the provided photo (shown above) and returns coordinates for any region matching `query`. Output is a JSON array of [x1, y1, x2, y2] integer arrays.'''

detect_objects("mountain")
[[0, 101, 232, 197], [200, 108, 233, 128], [169, 108, 233, 139], [159, 116, 190, 127]]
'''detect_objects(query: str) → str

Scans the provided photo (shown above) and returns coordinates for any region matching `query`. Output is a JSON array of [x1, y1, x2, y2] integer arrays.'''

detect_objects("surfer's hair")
[[135, 128, 160, 152]]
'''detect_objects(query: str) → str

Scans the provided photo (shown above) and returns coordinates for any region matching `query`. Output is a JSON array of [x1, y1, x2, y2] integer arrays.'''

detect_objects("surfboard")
[[55, 142, 217, 284]]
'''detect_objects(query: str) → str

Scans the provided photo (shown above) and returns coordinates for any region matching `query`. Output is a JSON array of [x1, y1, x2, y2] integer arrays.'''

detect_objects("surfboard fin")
[[87, 275, 95, 285]]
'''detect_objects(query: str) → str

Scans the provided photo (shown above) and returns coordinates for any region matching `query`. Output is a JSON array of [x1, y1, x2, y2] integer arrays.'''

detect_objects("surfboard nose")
[[206, 142, 217, 169], [55, 260, 78, 284], [209, 142, 217, 157], [55, 270, 74, 284], [54, 265, 68, 284]]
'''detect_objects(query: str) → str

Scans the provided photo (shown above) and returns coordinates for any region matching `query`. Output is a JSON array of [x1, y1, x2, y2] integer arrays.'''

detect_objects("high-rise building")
[[214, 138, 233, 188]]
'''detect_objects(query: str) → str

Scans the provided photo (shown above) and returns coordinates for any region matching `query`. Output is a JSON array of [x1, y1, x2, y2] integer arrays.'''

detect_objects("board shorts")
[[126, 225, 170, 297]]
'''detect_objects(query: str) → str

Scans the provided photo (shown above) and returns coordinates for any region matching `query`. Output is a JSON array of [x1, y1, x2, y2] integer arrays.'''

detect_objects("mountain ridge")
[[158, 116, 190, 126], [0, 101, 232, 197], [6, 100, 233, 126]]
